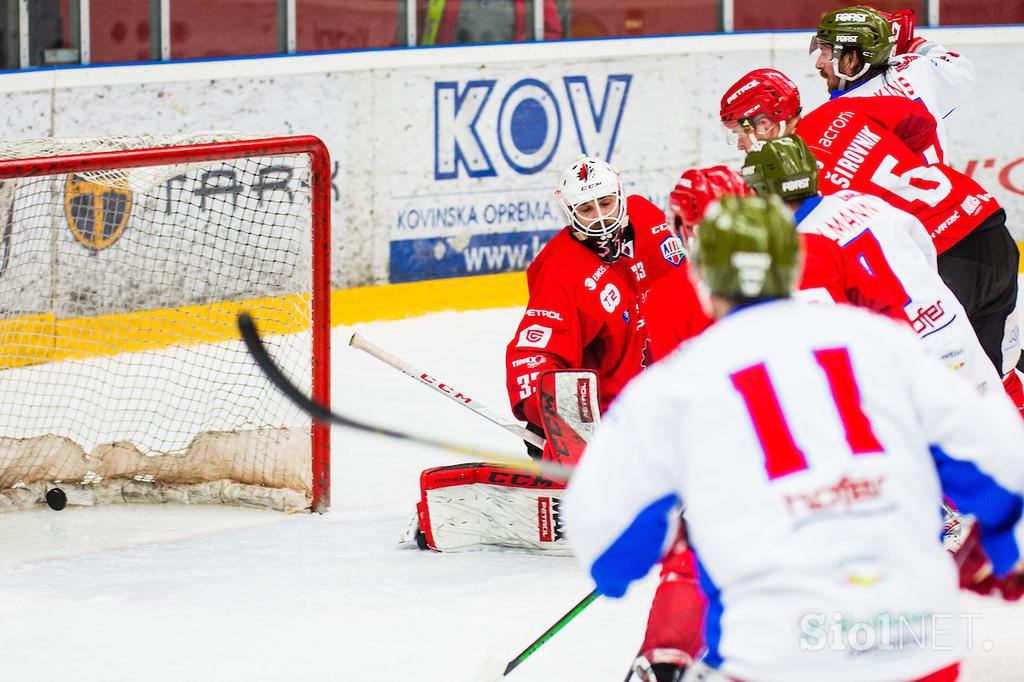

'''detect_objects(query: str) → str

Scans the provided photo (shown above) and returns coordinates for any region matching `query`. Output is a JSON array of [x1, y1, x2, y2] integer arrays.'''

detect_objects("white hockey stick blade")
[[237, 313, 571, 481], [350, 331, 546, 449]]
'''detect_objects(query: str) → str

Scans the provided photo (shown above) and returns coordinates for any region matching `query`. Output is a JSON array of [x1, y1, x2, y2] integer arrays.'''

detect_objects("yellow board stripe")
[[330, 271, 527, 324], [0, 296, 311, 370], [1, 237, 1019, 370], [0, 272, 529, 370], [1019, 242, 1024, 273]]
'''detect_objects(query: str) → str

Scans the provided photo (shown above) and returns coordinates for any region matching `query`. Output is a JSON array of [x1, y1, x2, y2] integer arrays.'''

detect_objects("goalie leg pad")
[[414, 463, 569, 554]]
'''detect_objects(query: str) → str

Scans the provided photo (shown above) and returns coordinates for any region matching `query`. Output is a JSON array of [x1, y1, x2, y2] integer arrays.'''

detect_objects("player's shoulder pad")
[[626, 194, 672, 235], [527, 228, 609, 296], [526, 227, 575, 279], [797, 98, 846, 133], [891, 53, 921, 73], [626, 194, 666, 221]]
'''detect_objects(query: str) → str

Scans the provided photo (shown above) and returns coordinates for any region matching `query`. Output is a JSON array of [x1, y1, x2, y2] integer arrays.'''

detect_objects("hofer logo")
[[435, 75, 633, 179]]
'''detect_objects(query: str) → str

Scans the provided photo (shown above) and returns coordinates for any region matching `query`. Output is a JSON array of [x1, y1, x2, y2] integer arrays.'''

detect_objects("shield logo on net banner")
[[64, 174, 132, 251]]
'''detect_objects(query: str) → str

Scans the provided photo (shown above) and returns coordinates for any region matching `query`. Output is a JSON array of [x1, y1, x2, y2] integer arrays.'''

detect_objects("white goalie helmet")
[[554, 156, 628, 240]]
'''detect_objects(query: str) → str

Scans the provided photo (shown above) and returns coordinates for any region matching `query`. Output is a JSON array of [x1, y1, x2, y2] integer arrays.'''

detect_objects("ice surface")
[[0, 305, 1021, 681]]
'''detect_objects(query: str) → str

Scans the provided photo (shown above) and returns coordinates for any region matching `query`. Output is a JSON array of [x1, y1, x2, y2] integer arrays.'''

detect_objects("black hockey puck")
[[45, 488, 67, 511]]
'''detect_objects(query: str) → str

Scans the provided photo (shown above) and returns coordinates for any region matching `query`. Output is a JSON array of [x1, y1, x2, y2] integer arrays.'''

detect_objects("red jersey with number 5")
[[505, 194, 709, 428], [796, 96, 1000, 254]]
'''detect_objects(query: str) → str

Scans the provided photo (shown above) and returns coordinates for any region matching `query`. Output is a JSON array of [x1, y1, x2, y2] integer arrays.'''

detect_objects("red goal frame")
[[0, 135, 332, 512]]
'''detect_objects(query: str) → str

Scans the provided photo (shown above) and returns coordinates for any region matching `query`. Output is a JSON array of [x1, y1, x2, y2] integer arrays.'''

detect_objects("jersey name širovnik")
[[798, 97, 999, 254]]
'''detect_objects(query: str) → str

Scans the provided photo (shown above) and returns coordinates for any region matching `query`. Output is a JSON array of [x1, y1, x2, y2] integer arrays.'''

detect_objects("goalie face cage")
[[0, 135, 331, 513]]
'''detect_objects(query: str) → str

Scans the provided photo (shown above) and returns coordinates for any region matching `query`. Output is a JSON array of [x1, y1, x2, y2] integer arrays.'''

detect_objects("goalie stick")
[[350, 332, 545, 449], [236, 312, 571, 481]]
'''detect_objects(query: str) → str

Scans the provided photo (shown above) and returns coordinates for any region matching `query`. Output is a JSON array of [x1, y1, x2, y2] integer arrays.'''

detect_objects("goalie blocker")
[[406, 370, 599, 553]]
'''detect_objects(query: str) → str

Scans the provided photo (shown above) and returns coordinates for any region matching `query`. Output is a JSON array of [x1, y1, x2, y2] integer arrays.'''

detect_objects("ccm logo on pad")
[[517, 324, 553, 349]]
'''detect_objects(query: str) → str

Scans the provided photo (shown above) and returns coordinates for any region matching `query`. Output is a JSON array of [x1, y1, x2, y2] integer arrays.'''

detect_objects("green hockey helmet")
[[813, 6, 895, 88], [693, 194, 800, 302], [741, 135, 819, 201]]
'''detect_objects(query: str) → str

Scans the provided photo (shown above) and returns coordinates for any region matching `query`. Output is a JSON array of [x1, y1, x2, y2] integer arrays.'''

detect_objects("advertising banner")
[[0, 27, 1020, 292]]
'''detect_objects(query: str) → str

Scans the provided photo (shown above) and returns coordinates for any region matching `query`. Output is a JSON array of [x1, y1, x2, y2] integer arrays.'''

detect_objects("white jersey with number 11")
[[565, 301, 1024, 682]]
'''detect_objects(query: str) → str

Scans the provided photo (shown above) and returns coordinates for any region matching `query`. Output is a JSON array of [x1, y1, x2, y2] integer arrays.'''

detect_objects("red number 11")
[[730, 347, 884, 480]]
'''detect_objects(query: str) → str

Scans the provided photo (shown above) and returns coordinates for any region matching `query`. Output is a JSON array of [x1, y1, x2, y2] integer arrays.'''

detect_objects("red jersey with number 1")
[[505, 194, 709, 428], [796, 96, 1000, 254]]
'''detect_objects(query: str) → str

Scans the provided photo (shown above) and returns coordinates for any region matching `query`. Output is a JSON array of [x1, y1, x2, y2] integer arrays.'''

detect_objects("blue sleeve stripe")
[[695, 552, 724, 669], [931, 445, 1024, 575], [589, 494, 678, 598]]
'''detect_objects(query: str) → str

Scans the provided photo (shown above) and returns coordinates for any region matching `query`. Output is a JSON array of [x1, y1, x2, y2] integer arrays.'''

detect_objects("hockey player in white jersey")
[[811, 5, 973, 161], [741, 134, 1002, 393], [564, 194, 1024, 682]]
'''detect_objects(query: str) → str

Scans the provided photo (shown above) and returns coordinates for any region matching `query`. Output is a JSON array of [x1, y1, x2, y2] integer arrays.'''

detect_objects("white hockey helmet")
[[554, 156, 628, 241]]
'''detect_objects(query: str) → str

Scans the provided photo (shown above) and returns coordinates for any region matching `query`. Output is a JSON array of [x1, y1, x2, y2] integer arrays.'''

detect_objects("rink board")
[[0, 27, 1021, 292], [0, 272, 527, 366]]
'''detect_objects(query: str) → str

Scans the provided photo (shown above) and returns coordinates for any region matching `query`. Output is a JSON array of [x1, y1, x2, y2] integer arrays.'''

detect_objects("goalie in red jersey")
[[505, 155, 710, 456], [412, 157, 712, 682]]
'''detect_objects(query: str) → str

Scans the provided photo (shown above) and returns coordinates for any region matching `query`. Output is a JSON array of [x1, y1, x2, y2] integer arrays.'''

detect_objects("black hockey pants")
[[937, 209, 1021, 376]]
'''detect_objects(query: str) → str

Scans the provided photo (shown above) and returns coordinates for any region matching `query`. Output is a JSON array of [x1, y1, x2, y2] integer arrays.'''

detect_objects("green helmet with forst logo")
[[693, 194, 800, 301], [815, 6, 895, 68], [814, 6, 895, 90], [741, 135, 819, 201]]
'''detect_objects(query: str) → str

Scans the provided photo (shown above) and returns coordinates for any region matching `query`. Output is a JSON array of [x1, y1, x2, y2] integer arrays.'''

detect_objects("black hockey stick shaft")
[[503, 589, 599, 676], [236, 312, 572, 481]]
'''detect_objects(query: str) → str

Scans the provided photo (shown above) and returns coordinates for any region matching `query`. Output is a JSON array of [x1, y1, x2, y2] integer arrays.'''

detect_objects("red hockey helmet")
[[668, 166, 752, 244], [719, 69, 802, 131]]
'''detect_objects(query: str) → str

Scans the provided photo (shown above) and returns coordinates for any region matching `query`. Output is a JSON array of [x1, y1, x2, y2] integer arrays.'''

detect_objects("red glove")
[[951, 519, 996, 594], [999, 569, 1024, 601], [950, 518, 1024, 601], [876, 8, 917, 55]]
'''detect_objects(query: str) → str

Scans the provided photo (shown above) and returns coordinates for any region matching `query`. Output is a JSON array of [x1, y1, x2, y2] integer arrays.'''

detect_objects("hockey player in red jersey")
[[668, 166, 748, 251], [505, 156, 710, 451], [743, 134, 1002, 393], [669, 165, 907, 323], [719, 68, 1023, 415], [409, 159, 707, 561]]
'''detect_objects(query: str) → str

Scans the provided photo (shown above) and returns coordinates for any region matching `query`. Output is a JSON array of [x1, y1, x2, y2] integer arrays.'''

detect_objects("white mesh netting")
[[0, 133, 324, 513]]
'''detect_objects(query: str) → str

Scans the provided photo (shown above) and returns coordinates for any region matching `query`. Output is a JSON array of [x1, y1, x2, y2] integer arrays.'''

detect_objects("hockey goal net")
[[0, 134, 331, 513]]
